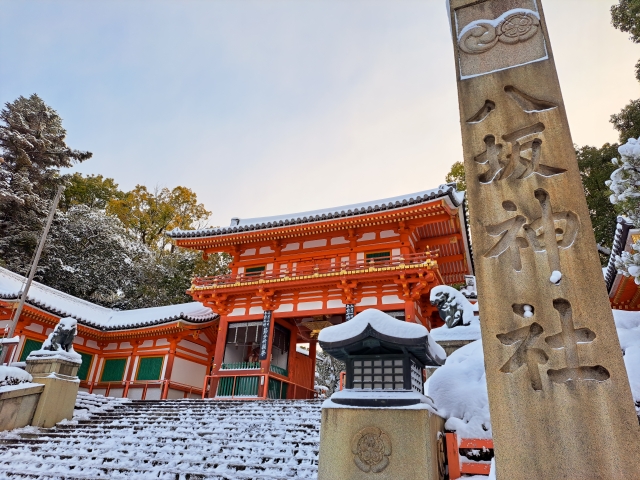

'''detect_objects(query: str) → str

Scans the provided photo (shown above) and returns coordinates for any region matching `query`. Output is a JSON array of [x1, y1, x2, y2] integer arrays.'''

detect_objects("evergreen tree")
[[611, 0, 640, 80], [576, 144, 619, 263], [445, 161, 466, 191], [0, 94, 91, 274], [40, 205, 147, 306]]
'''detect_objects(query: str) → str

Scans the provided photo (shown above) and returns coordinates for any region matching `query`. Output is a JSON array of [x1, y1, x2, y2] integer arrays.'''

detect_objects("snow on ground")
[[0, 365, 32, 387], [0, 396, 321, 479], [426, 340, 491, 439], [427, 308, 640, 442]]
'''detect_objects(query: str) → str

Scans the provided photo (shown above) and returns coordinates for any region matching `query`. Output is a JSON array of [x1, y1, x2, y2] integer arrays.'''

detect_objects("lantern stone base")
[[318, 402, 445, 480], [25, 355, 80, 428]]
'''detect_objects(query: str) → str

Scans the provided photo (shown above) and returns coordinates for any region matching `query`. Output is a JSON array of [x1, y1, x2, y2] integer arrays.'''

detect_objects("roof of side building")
[[0, 267, 216, 331]]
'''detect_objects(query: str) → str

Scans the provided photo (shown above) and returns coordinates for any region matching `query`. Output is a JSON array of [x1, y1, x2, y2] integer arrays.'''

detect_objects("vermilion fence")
[[192, 252, 439, 288], [446, 432, 493, 478]]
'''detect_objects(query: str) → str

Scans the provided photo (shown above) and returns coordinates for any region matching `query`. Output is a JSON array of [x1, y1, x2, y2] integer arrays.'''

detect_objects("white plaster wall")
[[156, 338, 170, 347], [357, 297, 378, 306], [303, 239, 327, 249], [260, 246, 275, 254], [381, 230, 400, 238], [24, 324, 43, 333], [229, 307, 247, 316], [330, 236, 349, 245], [327, 300, 345, 309], [240, 248, 256, 256], [86, 340, 99, 349], [298, 301, 323, 311], [171, 357, 207, 388], [282, 243, 299, 251], [358, 232, 376, 241], [275, 304, 294, 313], [382, 295, 403, 304], [249, 306, 263, 315], [178, 340, 208, 355]]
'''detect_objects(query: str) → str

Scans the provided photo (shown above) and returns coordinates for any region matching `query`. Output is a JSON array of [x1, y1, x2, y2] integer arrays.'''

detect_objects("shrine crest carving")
[[454, 1, 548, 79], [351, 427, 391, 473]]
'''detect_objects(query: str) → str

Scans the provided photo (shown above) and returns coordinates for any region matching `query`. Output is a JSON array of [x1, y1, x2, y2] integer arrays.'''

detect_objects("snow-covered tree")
[[0, 94, 91, 274], [607, 138, 640, 283], [315, 349, 345, 396], [39, 206, 147, 306]]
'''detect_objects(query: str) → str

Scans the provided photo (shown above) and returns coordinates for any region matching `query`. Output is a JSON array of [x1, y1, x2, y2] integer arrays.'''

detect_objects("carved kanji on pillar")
[[448, 0, 640, 477]]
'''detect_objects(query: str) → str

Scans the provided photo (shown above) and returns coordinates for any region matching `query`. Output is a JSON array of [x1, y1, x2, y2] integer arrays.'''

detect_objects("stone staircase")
[[0, 393, 322, 479]]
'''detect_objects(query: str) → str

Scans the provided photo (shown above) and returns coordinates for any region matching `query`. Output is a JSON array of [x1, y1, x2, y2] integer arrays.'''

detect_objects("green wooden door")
[[19, 339, 43, 361], [136, 357, 164, 381], [268, 378, 284, 399], [76, 352, 93, 381], [100, 358, 127, 382]]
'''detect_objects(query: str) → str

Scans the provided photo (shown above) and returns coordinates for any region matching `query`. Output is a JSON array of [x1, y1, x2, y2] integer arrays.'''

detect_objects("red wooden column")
[[161, 338, 179, 400], [122, 340, 142, 398], [404, 300, 417, 323], [309, 340, 317, 397], [208, 315, 229, 398], [287, 321, 297, 399]]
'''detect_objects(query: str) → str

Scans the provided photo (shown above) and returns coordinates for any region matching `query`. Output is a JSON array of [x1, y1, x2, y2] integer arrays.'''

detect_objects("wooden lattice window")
[[245, 265, 266, 277], [19, 339, 43, 362], [365, 251, 391, 263], [136, 356, 164, 381], [77, 352, 93, 381], [100, 358, 127, 382]]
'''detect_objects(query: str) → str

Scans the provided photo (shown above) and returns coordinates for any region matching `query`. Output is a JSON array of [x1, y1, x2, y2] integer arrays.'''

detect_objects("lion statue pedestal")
[[25, 317, 82, 428]]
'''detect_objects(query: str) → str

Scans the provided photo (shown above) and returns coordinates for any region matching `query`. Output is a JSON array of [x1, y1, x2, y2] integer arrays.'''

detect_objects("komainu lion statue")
[[42, 317, 77, 353], [429, 285, 474, 328]]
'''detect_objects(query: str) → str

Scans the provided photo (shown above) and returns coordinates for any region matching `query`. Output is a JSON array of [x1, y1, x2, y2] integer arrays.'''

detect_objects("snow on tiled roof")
[[168, 184, 464, 239], [0, 267, 216, 331], [604, 217, 634, 293]]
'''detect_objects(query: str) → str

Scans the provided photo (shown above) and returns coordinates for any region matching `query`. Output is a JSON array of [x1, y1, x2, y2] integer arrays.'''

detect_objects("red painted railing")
[[192, 252, 438, 288], [83, 380, 202, 400], [446, 432, 493, 479], [201, 374, 317, 400]]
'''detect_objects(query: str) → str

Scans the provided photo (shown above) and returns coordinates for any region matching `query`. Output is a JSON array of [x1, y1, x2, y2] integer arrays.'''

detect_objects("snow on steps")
[[0, 393, 321, 479]]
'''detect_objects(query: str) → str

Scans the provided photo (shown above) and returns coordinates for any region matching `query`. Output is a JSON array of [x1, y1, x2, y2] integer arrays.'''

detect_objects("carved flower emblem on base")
[[351, 427, 392, 473]]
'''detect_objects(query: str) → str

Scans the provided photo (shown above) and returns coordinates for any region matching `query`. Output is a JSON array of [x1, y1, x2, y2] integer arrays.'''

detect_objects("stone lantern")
[[317, 309, 447, 479], [319, 310, 445, 407]]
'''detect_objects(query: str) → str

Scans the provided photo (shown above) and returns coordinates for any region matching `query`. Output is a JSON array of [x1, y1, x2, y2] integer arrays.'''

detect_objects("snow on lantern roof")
[[0, 267, 216, 331], [168, 184, 464, 239], [318, 309, 446, 366]]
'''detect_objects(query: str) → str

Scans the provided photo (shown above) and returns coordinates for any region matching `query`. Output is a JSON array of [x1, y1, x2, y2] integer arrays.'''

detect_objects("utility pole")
[[0, 185, 64, 365]]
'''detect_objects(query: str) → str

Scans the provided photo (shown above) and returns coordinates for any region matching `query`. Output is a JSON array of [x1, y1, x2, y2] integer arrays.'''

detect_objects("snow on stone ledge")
[[27, 349, 82, 364], [319, 309, 430, 342], [430, 315, 482, 342], [0, 365, 33, 388], [324, 389, 436, 410]]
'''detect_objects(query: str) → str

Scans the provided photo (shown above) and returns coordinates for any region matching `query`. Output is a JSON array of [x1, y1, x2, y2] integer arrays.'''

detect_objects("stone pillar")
[[318, 405, 445, 480], [26, 356, 80, 428], [446, 1, 640, 478]]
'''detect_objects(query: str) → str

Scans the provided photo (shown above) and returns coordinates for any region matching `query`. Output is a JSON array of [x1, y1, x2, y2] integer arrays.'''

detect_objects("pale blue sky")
[[1, 0, 639, 227]]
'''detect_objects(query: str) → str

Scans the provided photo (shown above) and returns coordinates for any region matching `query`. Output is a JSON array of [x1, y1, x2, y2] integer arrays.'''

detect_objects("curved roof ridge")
[[169, 184, 462, 239]]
